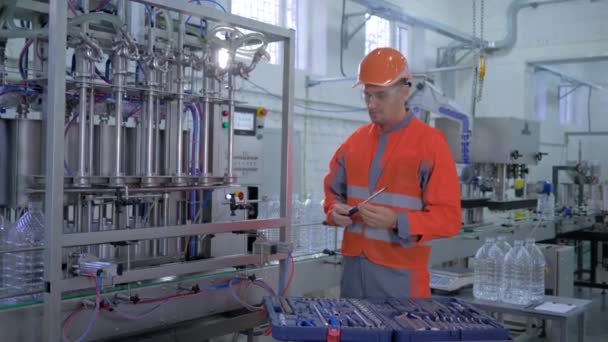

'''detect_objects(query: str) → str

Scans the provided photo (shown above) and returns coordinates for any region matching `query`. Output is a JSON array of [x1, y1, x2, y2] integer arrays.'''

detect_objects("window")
[[365, 15, 391, 54], [559, 85, 590, 128], [231, 0, 281, 64], [398, 26, 409, 58], [231, 0, 306, 69]]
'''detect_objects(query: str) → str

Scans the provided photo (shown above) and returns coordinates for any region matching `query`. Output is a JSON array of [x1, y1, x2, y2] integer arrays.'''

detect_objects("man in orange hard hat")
[[323, 47, 462, 299]]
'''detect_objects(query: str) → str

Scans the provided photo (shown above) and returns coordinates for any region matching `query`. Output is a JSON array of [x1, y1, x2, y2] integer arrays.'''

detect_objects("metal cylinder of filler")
[[7, 119, 43, 207]]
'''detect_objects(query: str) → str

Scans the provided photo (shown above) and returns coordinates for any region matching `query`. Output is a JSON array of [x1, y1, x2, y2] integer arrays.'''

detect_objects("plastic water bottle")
[[496, 236, 511, 298], [473, 238, 492, 300], [525, 238, 546, 303], [485, 239, 505, 301], [496, 236, 512, 254], [536, 181, 555, 220], [0, 214, 7, 294], [4, 202, 45, 302], [501, 240, 532, 305]]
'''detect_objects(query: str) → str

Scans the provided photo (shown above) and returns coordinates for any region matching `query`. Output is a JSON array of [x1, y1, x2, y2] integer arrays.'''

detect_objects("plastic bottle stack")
[[525, 238, 546, 303], [501, 240, 532, 305], [3, 202, 46, 303]]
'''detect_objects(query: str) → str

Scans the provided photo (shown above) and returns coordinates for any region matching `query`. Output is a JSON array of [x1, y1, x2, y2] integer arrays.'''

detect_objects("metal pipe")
[[202, 78, 211, 176], [227, 73, 235, 182], [564, 131, 608, 144], [107, 0, 128, 179], [112, 45, 127, 180], [533, 64, 604, 90], [77, 68, 88, 181], [145, 90, 155, 176], [176, 14, 185, 177], [155, 95, 161, 174], [488, 0, 573, 51], [29, 183, 234, 194], [42, 3, 67, 331], [88, 84, 95, 175]]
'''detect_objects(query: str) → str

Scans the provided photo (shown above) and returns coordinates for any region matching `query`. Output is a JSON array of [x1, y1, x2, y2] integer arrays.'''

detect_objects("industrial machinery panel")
[[539, 243, 575, 298], [470, 117, 541, 165]]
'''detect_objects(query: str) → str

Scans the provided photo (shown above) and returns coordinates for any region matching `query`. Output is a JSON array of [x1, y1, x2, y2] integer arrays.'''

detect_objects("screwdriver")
[[348, 187, 387, 216]]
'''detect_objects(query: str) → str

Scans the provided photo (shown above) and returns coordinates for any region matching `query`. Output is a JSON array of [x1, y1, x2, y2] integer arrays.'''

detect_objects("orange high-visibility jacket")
[[323, 113, 462, 298]]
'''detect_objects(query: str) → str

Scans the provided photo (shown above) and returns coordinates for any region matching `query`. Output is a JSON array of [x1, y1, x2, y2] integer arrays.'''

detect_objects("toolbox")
[[264, 296, 510, 342]]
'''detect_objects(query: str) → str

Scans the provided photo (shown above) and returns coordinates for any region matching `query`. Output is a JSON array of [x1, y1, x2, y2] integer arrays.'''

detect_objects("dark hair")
[[401, 79, 412, 87]]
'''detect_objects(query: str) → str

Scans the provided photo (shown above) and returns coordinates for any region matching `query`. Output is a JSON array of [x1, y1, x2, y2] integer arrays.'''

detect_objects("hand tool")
[[311, 303, 328, 326], [353, 309, 373, 328], [348, 187, 387, 216], [279, 297, 293, 314]]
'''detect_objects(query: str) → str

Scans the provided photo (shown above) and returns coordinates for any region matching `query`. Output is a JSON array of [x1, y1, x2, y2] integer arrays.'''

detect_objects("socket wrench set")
[[264, 296, 509, 342]]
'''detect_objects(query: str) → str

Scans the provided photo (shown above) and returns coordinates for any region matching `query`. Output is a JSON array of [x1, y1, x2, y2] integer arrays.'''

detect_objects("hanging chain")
[[471, 0, 479, 104], [477, 0, 485, 102]]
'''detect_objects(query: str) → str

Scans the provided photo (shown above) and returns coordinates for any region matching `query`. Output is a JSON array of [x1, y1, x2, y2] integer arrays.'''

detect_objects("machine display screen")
[[234, 109, 256, 136]]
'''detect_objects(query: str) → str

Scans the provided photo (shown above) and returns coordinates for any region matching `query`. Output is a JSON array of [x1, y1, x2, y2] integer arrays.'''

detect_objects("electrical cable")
[[62, 273, 100, 342], [106, 300, 169, 320], [228, 278, 264, 311], [280, 254, 295, 296], [18, 39, 34, 80], [95, 0, 113, 12], [185, 0, 226, 34]]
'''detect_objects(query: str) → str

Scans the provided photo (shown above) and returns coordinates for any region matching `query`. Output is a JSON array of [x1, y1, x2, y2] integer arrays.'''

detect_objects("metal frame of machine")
[[0, 1, 298, 340]]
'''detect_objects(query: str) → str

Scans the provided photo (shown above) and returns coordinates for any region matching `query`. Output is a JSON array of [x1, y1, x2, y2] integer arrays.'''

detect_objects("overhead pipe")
[[486, 0, 574, 51], [308, 0, 574, 88]]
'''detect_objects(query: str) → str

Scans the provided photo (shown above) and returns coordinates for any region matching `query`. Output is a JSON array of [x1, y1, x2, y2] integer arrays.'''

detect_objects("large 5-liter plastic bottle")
[[496, 236, 512, 254], [0, 214, 6, 294], [525, 238, 546, 303], [473, 238, 492, 300], [4, 202, 45, 302], [496, 236, 512, 298], [501, 240, 532, 305], [485, 239, 506, 301]]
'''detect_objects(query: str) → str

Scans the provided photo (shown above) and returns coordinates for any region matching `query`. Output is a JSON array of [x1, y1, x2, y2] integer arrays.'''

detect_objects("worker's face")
[[363, 82, 410, 126]]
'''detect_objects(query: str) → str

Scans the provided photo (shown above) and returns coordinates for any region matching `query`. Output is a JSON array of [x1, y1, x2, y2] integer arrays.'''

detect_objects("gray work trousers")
[[340, 254, 419, 299]]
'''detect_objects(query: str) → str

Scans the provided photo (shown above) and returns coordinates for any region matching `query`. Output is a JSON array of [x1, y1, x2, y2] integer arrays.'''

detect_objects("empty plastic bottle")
[[495, 236, 511, 298], [536, 181, 555, 220], [496, 236, 512, 254], [501, 240, 532, 305], [0, 214, 6, 294], [473, 238, 492, 300], [525, 238, 546, 303], [4, 202, 45, 302], [486, 240, 505, 301]]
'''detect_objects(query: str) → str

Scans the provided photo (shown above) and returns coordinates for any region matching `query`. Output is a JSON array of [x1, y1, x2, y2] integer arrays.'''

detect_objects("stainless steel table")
[[462, 296, 592, 342]]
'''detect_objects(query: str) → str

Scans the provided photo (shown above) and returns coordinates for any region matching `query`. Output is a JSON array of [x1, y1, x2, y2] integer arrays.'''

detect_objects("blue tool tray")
[[367, 297, 510, 341], [264, 296, 509, 342], [264, 296, 394, 342]]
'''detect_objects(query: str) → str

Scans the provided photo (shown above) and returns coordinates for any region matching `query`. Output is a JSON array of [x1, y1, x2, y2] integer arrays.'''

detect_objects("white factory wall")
[[235, 0, 464, 199], [449, 0, 608, 182]]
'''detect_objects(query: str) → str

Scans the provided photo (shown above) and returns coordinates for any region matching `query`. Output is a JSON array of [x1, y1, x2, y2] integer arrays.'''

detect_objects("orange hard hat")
[[353, 47, 412, 87]]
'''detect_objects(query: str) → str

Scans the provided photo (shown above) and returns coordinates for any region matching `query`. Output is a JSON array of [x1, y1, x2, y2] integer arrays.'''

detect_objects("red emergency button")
[[256, 107, 268, 117], [235, 191, 244, 200], [222, 110, 229, 117]]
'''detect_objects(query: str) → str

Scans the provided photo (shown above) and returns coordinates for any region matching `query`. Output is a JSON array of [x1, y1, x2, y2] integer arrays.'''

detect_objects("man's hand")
[[359, 204, 397, 229], [331, 203, 353, 227]]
